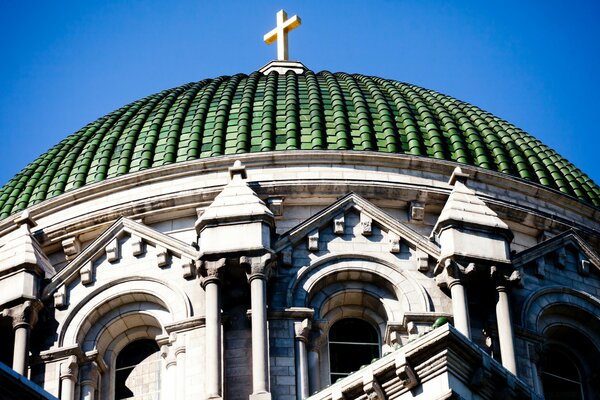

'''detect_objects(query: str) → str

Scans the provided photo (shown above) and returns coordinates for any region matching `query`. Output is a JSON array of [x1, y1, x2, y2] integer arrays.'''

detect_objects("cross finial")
[[264, 10, 302, 61]]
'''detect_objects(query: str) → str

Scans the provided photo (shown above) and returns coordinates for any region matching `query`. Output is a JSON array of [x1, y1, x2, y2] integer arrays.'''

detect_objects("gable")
[[274, 193, 440, 269], [514, 230, 600, 278], [42, 217, 199, 305]]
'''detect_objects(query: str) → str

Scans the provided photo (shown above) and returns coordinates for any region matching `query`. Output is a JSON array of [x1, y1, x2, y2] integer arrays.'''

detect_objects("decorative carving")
[[54, 286, 67, 309], [435, 258, 462, 288], [579, 254, 590, 276], [105, 238, 119, 263], [360, 213, 373, 236], [60, 355, 79, 380], [199, 258, 226, 287], [416, 249, 429, 272], [409, 201, 425, 223], [242, 253, 275, 281], [555, 247, 567, 269], [130, 234, 144, 256], [62, 237, 81, 261], [156, 246, 169, 268], [267, 197, 284, 217], [534, 257, 546, 278], [2, 300, 43, 329], [281, 249, 293, 267], [181, 257, 195, 279], [388, 231, 400, 253], [80, 261, 93, 285], [363, 370, 386, 399], [308, 229, 319, 251], [160, 345, 177, 369], [395, 353, 418, 390], [294, 318, 311, 342], [334, 214, 345, 235]]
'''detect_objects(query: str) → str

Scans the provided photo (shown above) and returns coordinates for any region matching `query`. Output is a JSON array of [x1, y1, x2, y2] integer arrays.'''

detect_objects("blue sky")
[[1, 0, 599, 186]]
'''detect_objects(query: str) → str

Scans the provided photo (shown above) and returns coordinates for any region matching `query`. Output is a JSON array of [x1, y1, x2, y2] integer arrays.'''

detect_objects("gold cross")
[[263, 10, 302, 61]]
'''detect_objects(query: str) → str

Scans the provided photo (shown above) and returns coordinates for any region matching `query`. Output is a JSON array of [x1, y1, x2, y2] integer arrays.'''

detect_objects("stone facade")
[[0, 146, 598, 400]]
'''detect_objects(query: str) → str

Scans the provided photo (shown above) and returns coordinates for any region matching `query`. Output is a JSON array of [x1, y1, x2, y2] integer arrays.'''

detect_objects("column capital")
[[60, 355, 79, 380], [199, 258, 226, 288], [1, 300, 43, 330], [160, 345, 177, 368], [435, 258, 463, 288], [79, 360, 100, 388], [294, 318, 312, 342], [242, 252, 275, 282], [490, 266, 521, 291]]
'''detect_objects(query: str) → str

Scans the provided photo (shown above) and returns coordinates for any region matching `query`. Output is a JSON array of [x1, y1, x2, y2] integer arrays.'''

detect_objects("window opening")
[[115, 339, 161, 400], [541, 348, 584, 400], [329, 318, 380, 383]]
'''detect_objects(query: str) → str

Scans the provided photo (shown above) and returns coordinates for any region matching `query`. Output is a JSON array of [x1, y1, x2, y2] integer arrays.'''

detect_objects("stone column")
[[245, 254, 273, 400], [1, 300, 42, 375], [59, 355, 79, 400], [448, 278, 470, 339], [175, 346, 186, 400], [496, 284, 517, 374], [437, 260, 470, 339], [79, 361, 99, 400], [201, 259, 225, 399], [161, 345, 177, 400], [307, 330, 323, 395], [294, 319, 311, 399]]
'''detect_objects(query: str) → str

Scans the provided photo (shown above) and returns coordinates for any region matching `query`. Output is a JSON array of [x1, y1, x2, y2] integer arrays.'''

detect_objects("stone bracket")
[[388, 231, 400, 253], [308, 229, 319, 251], [334, 214, 345, 235], [360, 213, 373, 236], [395, 352, 418, 390], [363, 369, 386, 399]]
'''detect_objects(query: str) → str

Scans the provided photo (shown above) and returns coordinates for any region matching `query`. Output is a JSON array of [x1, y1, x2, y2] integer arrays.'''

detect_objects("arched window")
[[329, 318, 380, 383], [115, 339, 161, 399], [540, 348, 584, 400]]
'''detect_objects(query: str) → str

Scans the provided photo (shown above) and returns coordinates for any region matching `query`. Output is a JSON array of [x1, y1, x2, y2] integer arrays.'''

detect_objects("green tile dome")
[[2, 70, 599, 218]]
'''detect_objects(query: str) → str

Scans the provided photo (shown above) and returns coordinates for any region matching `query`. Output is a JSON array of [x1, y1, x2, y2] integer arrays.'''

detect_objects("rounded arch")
[[287, 253, 431, 314], [520, 286, 600, 333], [59, 277, 191, 347]]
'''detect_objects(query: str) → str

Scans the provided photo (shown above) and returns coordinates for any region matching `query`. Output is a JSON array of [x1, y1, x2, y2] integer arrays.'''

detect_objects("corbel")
[[156, 246, 169, 268], [181, 257, 195, 279], [80, 261, 93, 285], [388, 231, 400, 254], [105, 238, 120, 263], [360, 213, 373, 236], [130, 234, 144, 257], [54, 286, 67, 309], [308, 229, 319, 251], [416, 249, 429, 272], [267, 197, 284, 217], [62, 237, 81, 261], [395, 352, 418, 390], [334, 214, 345, 235], [363, 369, 386, 399]]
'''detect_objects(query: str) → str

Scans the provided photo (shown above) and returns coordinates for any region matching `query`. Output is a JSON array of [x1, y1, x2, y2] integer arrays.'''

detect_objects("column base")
[[249, 392, 272, 400]]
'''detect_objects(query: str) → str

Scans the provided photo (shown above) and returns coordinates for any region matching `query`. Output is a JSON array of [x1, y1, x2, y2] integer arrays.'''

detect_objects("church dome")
[[1, 70, 599, 219]]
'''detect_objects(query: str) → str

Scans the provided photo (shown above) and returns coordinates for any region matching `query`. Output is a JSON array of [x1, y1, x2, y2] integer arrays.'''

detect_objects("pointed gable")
[[274, 193, 440, 262], [514, 230, 600, 278], [42, 217, 199, 302]]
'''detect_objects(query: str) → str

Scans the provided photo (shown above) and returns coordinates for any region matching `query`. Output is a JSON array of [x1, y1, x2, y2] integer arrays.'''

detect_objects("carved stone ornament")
[[294, 318, 312, 342], [388, 231, 400, 253], [60, 355, 79, 380], [334, 214, 345, 235], [62, 237, 81, 261], [308, 229, 319, 251], [105, 238, 120, 263], [435, 258, 462, 288], [360, 213, 373, 236], [1, 300, 43, 329], [199, 258, 226, 288], [242, 252, 275, 281], [395, 352, 418, 390], [363, 370, 386, 400]]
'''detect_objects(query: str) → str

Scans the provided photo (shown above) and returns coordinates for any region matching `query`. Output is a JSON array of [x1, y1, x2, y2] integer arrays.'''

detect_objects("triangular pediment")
[[513, 230, 600, 277], [42, 217, 199, 300], [274, 193, 440, 260]]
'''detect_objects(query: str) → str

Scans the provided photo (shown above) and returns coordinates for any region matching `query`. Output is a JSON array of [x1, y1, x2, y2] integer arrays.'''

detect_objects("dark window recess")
[[541, 349, 584, 400], [329, 318, 380, 383], [115, 339, 160, 400]]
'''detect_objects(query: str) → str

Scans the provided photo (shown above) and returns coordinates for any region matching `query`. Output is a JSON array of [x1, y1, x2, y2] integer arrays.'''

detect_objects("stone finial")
[[448, 167, 469, 186], [229, 160, 247, 180], [14, 210, 36, 229]]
